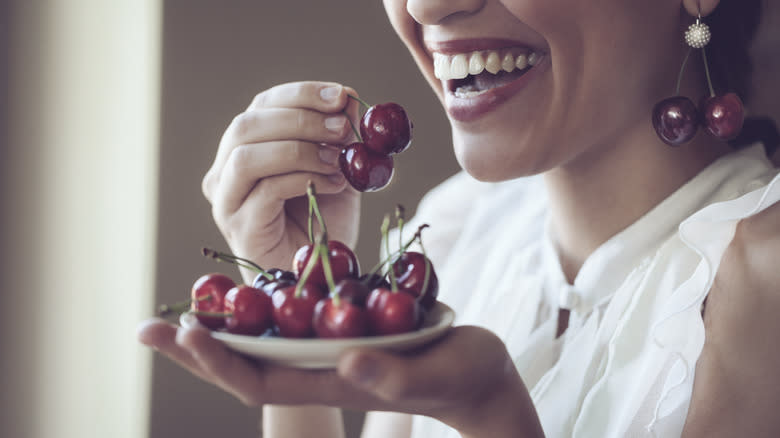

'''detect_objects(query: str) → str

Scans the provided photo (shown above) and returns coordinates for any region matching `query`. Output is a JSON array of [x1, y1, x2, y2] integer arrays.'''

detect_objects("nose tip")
[[406, 0, 485, 25]]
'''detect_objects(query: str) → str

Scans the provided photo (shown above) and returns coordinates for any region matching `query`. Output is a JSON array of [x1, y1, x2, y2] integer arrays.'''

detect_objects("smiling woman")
[[138, 1, 780, 438]]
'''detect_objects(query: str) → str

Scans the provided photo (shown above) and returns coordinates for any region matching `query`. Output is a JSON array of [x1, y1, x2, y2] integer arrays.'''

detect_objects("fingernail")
[[320, 85, 342, 102], [318, 147, 340, 165], [328, 172, 345, 184], [325, 116, 346, 133], [345, 354, 382, 387]]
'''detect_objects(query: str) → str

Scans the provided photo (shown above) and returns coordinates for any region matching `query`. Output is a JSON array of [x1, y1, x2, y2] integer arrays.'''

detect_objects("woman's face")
[[383, 0, 687, 181]]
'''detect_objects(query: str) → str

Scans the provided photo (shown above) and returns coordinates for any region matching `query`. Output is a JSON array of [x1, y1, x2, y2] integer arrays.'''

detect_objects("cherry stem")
[[294, 234, 324, 299], [395, 204, 405, 254], [417, 235, 432, 298], [675, 48, 693, 95], [365, 223, 430, 278], [306, 181, 329, 239], [158, 295, 211, 317], [701, 47, 716, 98], [201, 248, 273, 280], [318, 239, 337, 294], [307, 201, 314, 244], [342, 109, 363, 142], [347, 94, 371, 110], [382, 214, 398, 292]]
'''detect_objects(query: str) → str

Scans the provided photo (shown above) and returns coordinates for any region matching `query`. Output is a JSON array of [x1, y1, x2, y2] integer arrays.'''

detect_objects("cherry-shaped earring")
[[652, 12, 745, 146]]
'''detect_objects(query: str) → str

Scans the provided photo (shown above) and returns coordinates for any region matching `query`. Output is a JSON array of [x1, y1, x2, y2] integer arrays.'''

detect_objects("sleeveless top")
[[392, 145, 780, 438]]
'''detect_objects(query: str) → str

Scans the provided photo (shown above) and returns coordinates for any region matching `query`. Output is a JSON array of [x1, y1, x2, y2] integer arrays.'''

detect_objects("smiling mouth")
[[433, 49, 542, 97]]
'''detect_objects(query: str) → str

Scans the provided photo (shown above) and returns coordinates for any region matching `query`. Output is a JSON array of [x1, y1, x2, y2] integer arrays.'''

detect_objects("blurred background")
[[0, 1, 777, 438]]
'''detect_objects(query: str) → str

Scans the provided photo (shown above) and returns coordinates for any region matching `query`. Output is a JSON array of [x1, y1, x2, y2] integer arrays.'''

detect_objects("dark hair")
[[708, 0, 779, 154], [706, 0, 762, 102]]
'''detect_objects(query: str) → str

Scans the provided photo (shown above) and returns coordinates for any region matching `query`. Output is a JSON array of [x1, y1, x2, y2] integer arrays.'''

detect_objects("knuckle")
[[231, 111, 255, 139], [226, 144, 252, 178], [250, 90, 267, 109]]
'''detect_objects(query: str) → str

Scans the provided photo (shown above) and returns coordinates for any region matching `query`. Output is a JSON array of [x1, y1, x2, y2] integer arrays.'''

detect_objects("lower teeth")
[[454, 87, 489, 98]]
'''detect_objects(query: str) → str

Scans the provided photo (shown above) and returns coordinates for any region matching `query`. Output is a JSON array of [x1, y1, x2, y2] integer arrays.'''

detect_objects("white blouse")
[[393, 145, 780, 438]]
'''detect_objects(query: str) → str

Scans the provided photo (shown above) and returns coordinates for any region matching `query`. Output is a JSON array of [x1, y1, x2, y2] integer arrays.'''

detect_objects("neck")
[[543, 125, 732, 283]]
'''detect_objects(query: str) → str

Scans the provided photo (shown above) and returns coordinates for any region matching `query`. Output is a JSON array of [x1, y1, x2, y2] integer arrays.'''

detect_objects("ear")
[[682, 0, 720, 17]]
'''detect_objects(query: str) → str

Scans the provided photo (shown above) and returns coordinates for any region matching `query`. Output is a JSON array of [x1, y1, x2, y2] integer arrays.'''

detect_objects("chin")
[[452, 131, 546, 182]]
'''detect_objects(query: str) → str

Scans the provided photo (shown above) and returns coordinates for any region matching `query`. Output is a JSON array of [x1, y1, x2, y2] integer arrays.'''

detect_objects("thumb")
[[337, 349, 420, 402]]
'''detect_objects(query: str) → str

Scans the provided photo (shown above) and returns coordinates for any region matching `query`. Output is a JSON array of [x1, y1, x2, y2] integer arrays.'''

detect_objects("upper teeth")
[[434, 50, 540, 80]]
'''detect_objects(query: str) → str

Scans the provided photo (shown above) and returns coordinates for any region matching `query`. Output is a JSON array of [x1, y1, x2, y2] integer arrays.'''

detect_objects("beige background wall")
[[150, 2, 456, 438]]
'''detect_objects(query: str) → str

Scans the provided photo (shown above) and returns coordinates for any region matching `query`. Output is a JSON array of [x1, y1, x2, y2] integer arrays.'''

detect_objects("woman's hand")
[[137, 320, 545, 438], [201, 81, 361, 281]]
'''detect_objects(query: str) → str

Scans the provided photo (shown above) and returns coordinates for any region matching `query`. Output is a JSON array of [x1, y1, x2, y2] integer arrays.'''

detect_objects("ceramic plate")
[[179, 302, 455, 369]]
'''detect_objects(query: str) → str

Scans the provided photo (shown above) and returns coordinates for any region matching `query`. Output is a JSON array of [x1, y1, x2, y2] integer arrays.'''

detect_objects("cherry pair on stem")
[[653, 46, 744, 146], [338, 95, 412, 192]]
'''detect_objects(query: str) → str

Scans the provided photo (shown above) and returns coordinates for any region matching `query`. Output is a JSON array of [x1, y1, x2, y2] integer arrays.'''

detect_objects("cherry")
[[253, 268, 296, 289], [224, 285, 273, 336], [366, 288, 422, 336], [331, 278, 372, 306], [313, 296, 370, 338], [652, 96, 699, 146], [392, 251, 439, 311], [360, 102, 412, 155], [259, 278, 296, 298], [271, 283, 326, 338], [338, 142, 394, 192], [292, 240, 360, 288], [358, 273, 391, 294], [190, 273, 235, 329], [701, 92, 744, 141]]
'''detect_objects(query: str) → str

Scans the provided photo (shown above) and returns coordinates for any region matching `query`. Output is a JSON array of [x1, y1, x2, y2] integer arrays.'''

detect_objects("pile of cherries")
[[338, 95, 412, 192], [159, 183, 438, 339]]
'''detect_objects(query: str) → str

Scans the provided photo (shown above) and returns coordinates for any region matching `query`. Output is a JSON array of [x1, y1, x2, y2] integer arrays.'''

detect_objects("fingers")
[[202, 81, 360, 208], [136, 318, 209, 381], [247, 81, 351, 112], [337, 326, 510, 405], [211, 142, 343, 215]]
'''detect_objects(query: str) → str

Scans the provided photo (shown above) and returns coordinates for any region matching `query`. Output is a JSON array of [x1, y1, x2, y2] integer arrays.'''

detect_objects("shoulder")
[[683, 200, 780, 436]]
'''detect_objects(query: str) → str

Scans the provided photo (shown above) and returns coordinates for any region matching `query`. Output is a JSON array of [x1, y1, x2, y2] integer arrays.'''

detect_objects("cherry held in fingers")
[[360, 102, 413, 155], [338, 142, 394, 192], [191, 273, 236, 329]]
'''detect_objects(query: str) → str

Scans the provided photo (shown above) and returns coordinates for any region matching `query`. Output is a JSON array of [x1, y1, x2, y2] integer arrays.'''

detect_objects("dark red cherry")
[[338, 142, 394, 192], [331, 278, 371, 306], [313, 297, 370, 338], [392, 251, 439, 311], [366, 288, 422, 336], [652, 96, 699, 146], [701, 92, 745, 141], [191, 273, 235, 330], [224, 285, 273, 336], [360, 102, 412, 155], [271, 283, 326, 338], [259, 278, 296, 297], [358, 273, 391, 293], [292, 240, 360, 288]]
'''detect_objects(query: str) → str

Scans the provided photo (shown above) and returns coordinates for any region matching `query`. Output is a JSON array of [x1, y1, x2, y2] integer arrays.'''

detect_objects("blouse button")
[[558, 285, 580, 311]]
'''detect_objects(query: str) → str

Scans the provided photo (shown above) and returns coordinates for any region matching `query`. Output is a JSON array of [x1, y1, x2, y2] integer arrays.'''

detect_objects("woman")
[[138, 0, 780, 436]]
